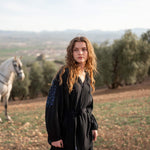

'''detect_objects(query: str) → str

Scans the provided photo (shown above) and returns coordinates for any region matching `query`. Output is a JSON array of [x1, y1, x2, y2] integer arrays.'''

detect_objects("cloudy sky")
[[0, 0, 150, 31]]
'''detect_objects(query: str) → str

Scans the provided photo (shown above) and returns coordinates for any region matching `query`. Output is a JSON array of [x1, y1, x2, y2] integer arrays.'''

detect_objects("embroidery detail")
[[46, 80, 57, 107]]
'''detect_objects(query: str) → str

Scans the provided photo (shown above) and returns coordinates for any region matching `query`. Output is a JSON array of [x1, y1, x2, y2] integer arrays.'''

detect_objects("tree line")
[[10, 60, 58, 100], [10, 30, 150, 100], [95, 30, 150, 88]]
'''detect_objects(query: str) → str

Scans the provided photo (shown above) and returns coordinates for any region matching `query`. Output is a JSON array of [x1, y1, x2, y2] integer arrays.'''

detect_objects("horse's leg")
[[4, 94, 13, 122], [0, 94, 2, 122]]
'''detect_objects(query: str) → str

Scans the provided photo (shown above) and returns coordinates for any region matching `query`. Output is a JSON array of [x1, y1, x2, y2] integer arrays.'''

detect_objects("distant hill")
[[0, 28, 149, 63], [0, 28, 149, 43]]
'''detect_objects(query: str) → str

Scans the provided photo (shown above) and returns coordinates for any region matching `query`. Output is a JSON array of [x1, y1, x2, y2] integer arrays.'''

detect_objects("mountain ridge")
[[0, 28, 149, 44]]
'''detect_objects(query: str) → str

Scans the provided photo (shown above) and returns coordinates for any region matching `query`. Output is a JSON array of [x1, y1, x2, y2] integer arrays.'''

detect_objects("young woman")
[[45, 36, 98, 150]]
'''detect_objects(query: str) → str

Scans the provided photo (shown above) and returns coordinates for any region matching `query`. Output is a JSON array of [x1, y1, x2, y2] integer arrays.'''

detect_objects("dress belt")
[[70, 108, 87, 117]]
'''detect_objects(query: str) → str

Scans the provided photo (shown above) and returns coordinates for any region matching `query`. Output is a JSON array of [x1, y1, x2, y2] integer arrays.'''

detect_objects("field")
[[0, 78, 150, 150]]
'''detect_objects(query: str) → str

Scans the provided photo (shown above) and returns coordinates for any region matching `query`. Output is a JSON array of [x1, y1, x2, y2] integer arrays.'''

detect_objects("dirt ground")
[[0, 78, 150, 150], [94, 77, 150, 102]]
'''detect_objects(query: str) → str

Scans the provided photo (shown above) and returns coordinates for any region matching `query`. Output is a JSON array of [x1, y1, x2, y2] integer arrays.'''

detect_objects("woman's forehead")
[[74, 42, 87, 48]]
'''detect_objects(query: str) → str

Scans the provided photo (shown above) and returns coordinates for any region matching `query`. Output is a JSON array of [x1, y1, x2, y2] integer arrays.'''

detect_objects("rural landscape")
[[0, 29, 150, 150]]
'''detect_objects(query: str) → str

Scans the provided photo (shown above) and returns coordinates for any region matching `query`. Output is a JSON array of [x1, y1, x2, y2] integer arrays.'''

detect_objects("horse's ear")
[[14, 56, 17, 60], [20, 56, 22, 59]]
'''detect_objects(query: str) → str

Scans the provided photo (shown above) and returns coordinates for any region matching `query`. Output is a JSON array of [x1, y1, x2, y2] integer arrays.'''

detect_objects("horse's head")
[[12, 57, 25, 81]]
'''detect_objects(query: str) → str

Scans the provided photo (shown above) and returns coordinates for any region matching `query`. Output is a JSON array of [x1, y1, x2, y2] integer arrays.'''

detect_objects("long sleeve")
[[89, 95, 98, 130], [45, 74, 64, 144], [90, 113, 98, 130]]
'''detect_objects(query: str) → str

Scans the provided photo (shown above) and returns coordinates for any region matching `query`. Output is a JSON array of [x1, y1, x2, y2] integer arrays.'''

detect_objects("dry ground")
[[0, 78, 150, 150]]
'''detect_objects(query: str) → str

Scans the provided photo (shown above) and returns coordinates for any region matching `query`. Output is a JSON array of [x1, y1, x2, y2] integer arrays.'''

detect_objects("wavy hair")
[[59, 36, 97, 93]]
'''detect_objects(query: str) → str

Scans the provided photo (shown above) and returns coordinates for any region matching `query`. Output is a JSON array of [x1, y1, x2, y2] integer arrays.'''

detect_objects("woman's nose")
[[78, 49, 83, 54]]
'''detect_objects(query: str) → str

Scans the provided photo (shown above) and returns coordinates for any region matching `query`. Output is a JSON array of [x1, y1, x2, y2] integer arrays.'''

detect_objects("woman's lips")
[[78, 57, 83, 59]]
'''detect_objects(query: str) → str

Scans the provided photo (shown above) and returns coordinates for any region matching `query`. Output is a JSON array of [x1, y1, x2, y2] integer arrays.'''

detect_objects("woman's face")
[[73, 42, 88, 65]]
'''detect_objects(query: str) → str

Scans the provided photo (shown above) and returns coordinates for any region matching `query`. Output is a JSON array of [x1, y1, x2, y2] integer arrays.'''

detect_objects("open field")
[[0, 78, 150, 150]]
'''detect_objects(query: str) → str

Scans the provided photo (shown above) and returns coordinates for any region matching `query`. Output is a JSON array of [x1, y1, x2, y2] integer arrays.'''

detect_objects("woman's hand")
[[92, 130, 98, 141], [51, 139, 64, 148]]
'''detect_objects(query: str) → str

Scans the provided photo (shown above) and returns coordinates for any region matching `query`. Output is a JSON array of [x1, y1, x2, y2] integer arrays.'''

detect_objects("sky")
[[0, 0, 150, 32]]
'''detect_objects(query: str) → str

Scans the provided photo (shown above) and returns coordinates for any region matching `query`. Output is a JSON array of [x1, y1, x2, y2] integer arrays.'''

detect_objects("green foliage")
[[141, 30, 150, 76], [95, 42, 113, 87], [111, 30, 139, 87], [141, 30, 150, 43], [95, 30, 150, 88], [36, 54, 46, 61], [29, 61, 44, 98], [10, 66, 30, 100], [41, 61, 57, 96], [10, 60, 58, 100]]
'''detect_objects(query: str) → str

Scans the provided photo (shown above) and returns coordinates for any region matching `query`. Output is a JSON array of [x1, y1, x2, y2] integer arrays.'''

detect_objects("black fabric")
[[45, 68, 98, 150]]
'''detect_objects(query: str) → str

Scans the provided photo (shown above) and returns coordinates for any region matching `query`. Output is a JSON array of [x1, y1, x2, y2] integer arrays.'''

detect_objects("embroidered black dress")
[[45, 68, 98, 150]]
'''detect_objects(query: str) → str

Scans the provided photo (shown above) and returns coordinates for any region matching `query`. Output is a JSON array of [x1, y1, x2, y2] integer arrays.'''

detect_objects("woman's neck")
[[78, 63, 85, 73]]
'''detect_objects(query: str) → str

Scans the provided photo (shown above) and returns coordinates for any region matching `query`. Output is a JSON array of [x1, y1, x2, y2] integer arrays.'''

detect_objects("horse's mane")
[[0, 57, 14, 67], [0, 57, 22, 68]]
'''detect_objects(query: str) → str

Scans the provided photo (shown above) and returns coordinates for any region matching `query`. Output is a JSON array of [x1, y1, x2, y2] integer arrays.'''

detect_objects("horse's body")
[[0, 57, 25, 122]]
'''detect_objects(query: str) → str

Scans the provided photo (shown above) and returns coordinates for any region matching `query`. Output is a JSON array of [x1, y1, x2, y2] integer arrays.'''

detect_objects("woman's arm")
[[45, 74, 64, 145]]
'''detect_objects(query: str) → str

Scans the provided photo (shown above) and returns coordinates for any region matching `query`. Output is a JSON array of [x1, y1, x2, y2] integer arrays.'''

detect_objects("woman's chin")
[[76, 60, 85, 64]]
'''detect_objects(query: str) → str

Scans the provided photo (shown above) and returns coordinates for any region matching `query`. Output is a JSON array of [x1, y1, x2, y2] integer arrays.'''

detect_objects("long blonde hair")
[[59, 36, 97, 93]]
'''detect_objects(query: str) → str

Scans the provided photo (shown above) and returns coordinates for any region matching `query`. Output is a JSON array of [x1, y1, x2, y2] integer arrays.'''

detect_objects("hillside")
[[0, 76, 150, 150]]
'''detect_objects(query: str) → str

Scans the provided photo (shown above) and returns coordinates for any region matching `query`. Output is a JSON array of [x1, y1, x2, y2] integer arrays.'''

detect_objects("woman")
[[45, 36, 98, 150]]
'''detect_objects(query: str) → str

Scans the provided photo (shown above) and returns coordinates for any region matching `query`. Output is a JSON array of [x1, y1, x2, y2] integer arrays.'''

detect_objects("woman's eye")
[[74, 49, 78, 52], [82, 48, 87, 51]]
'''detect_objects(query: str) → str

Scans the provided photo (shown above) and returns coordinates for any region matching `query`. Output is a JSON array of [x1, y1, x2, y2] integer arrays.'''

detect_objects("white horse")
[[0, 57, 25, 122]]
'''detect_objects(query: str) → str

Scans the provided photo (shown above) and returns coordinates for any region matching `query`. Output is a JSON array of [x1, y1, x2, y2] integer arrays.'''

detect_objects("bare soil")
[[94, 77, 150, 102], [0, 77, 150, 150]]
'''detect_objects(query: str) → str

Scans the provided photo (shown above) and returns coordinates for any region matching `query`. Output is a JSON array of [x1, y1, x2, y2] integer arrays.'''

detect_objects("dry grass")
[[0, 79, 150, 150], [94, 97, 150, 150]]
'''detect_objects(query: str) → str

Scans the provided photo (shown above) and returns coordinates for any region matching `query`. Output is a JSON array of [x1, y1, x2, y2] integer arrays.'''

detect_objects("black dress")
[[45, 68, 98, 150]]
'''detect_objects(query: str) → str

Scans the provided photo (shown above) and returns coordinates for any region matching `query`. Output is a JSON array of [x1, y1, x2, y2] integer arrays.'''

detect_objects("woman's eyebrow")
[[74, 46, 87, 49]]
